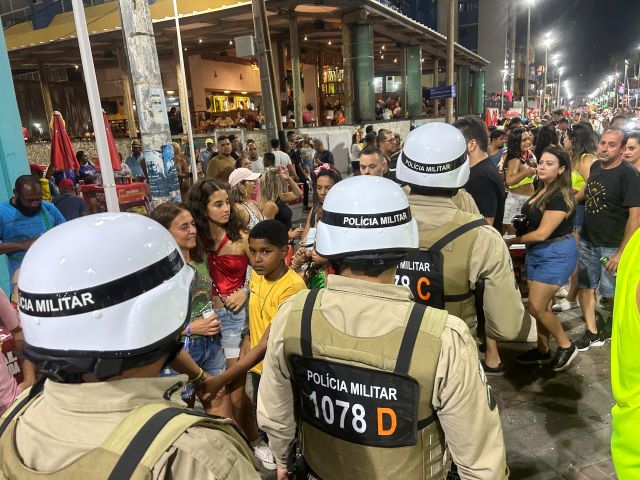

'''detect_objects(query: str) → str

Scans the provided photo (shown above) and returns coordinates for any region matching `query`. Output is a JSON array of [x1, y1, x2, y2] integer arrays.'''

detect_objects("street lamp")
[[542, 32, 553, 114], [523, 0, 534, 118], [557, 67, 564, 107]]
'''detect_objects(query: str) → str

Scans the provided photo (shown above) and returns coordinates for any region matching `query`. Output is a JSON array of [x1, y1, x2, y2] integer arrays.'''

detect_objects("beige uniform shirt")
[[8, 376, 259, 480], [257, 275, 508, 479], [409, 193, 531, 342], [206, 154, 236, 183]]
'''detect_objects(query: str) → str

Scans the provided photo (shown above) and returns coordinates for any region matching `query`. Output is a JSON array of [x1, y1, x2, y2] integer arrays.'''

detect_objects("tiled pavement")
[[492, 307, 616, 480]]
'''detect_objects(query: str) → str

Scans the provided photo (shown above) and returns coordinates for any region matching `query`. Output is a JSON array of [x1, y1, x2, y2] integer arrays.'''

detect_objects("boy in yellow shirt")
[[203, 220, 305, 405]]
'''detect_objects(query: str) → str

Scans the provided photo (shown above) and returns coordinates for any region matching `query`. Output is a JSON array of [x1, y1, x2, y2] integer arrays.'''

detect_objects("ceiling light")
[[229, 40, 233, 45], [304, 36, 308, 41], [381, 45, 385, 50], [223, 90, 231, 94], [198, 38, 203, 44], [74, 64, 79, 69], [393, 58, 397, 63], [328, 40, 332, 45], [241, 91, 248, 94], [166, 90, 175, 95], [380, 55, 384, 59]]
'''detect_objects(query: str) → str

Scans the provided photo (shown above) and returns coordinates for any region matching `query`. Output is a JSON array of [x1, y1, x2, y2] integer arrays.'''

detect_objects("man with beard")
[[0, 175, 65, 286]]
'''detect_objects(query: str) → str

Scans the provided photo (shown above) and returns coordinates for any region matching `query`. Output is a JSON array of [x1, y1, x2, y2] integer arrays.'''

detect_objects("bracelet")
[[189, 368, 205, 384]]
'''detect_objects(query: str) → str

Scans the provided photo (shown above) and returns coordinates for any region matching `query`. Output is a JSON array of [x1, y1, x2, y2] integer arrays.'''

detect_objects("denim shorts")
[[577, 239, 617, 298], [525, 236, 577, 286], [217, 307, 247, 359]]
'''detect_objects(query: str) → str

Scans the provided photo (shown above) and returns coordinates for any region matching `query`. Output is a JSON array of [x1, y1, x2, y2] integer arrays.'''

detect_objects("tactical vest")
[[0, 386, 256, 480], [396, 210, 486, 335], [283, 288, 448, 480]]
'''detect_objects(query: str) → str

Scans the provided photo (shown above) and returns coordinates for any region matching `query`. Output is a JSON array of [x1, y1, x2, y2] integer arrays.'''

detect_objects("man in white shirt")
[[246, 140, 264, 173], [270, 138, 296, 179]]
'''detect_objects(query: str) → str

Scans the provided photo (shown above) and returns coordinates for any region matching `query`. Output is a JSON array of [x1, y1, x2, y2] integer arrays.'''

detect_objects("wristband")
[[190, 368, 205, 384]]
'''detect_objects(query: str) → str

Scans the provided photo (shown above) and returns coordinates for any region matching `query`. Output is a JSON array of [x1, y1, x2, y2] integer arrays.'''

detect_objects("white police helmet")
[[315, 175, 418, 259], [18, 213, 194, 381], [396, 122, 470, 188]]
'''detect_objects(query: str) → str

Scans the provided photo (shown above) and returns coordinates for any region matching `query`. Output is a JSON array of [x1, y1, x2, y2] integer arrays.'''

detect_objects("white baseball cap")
[[229, 167, 261, 187]]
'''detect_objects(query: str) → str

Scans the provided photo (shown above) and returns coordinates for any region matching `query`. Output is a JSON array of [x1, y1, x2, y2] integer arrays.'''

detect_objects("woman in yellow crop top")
[[502, 128, 537, 232]]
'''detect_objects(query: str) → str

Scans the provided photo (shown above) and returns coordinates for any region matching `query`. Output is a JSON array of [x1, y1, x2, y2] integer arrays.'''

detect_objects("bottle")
[[599, 256, 609, 266]]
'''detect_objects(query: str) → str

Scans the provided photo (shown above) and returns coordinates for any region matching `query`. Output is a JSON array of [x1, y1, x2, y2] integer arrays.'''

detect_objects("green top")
[[186, 261, 214, 338]]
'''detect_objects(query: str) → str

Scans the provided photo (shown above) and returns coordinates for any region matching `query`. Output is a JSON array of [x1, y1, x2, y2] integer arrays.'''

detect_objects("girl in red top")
[[187, 179, 275, 470]]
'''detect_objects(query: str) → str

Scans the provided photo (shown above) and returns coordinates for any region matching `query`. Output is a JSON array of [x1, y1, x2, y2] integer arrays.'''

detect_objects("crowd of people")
[[1, 105, 639, 479]]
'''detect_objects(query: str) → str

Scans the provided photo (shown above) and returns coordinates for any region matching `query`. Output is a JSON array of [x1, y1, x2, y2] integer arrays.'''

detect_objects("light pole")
[[614, 71, 619, 109], [542, 32, 552, 114], [557, 67, 563, 108], [623, 59, 629, 108], [607, 75, 613, 108], [523, 0, 532, 118]]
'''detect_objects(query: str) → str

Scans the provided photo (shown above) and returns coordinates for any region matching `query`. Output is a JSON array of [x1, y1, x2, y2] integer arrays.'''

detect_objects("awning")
[[4, 0, 250, 51]]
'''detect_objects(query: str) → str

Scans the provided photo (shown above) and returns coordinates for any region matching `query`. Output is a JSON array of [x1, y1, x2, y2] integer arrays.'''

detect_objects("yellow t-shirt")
[[249, 267, 306, 374]]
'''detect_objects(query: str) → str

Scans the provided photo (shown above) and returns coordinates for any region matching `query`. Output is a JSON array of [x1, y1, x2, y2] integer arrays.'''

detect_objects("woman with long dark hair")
[[503, 128, 536, 232], [533, 125, 558, 162], [292, 164, 343, 288], [552, 122, 598, 312], [186, 179, 276, 469], [508, 146, 578, 371]]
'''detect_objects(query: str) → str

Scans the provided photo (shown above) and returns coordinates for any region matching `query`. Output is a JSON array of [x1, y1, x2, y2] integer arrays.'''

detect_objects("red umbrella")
[[50, 111, 79, 172], [102, 110, 122, 171]]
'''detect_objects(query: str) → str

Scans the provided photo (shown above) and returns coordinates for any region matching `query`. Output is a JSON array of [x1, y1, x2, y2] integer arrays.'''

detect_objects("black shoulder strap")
[[394, 303, 426, 375], [430, 219, 487, 252], [300, 289, 320, 358], [0, 377, 45, 438]]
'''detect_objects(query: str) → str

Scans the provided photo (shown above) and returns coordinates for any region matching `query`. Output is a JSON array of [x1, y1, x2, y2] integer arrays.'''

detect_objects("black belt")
[[542, 234, 573, 244]]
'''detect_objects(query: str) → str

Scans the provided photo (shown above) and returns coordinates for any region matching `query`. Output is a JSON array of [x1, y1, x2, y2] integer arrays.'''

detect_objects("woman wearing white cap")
[[229, 168, 264, 231]]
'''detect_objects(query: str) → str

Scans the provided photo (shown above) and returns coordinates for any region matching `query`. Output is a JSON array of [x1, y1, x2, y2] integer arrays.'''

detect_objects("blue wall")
[[0, 29, 30, 295]]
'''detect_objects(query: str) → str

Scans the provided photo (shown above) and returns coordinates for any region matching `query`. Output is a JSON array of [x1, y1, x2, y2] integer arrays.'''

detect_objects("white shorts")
[[504, 192, 531, 224]]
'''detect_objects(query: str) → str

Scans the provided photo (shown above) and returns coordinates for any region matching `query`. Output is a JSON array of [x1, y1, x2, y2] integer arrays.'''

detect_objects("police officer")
[[0, 213, 259, 479], [396, 123, 530, 374], [257, 175, 508, 480]]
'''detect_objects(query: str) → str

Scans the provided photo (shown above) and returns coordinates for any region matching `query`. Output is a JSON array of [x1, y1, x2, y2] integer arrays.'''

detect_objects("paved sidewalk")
[[491, 308, 616, 480]]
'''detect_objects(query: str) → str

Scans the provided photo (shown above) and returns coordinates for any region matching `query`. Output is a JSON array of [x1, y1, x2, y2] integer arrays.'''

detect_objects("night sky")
[[517, 0, 640, 99]]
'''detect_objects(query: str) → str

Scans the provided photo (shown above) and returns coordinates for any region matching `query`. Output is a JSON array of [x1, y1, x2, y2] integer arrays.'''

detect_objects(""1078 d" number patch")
[[290, 356, 420, 447]]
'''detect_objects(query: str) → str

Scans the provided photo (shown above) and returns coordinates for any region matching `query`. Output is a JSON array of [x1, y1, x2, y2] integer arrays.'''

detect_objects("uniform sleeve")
[[157, 427, 261, 479], [257, 302, 296, 470], [469, 227, 530, 341], [432, 316, 508, 480]]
